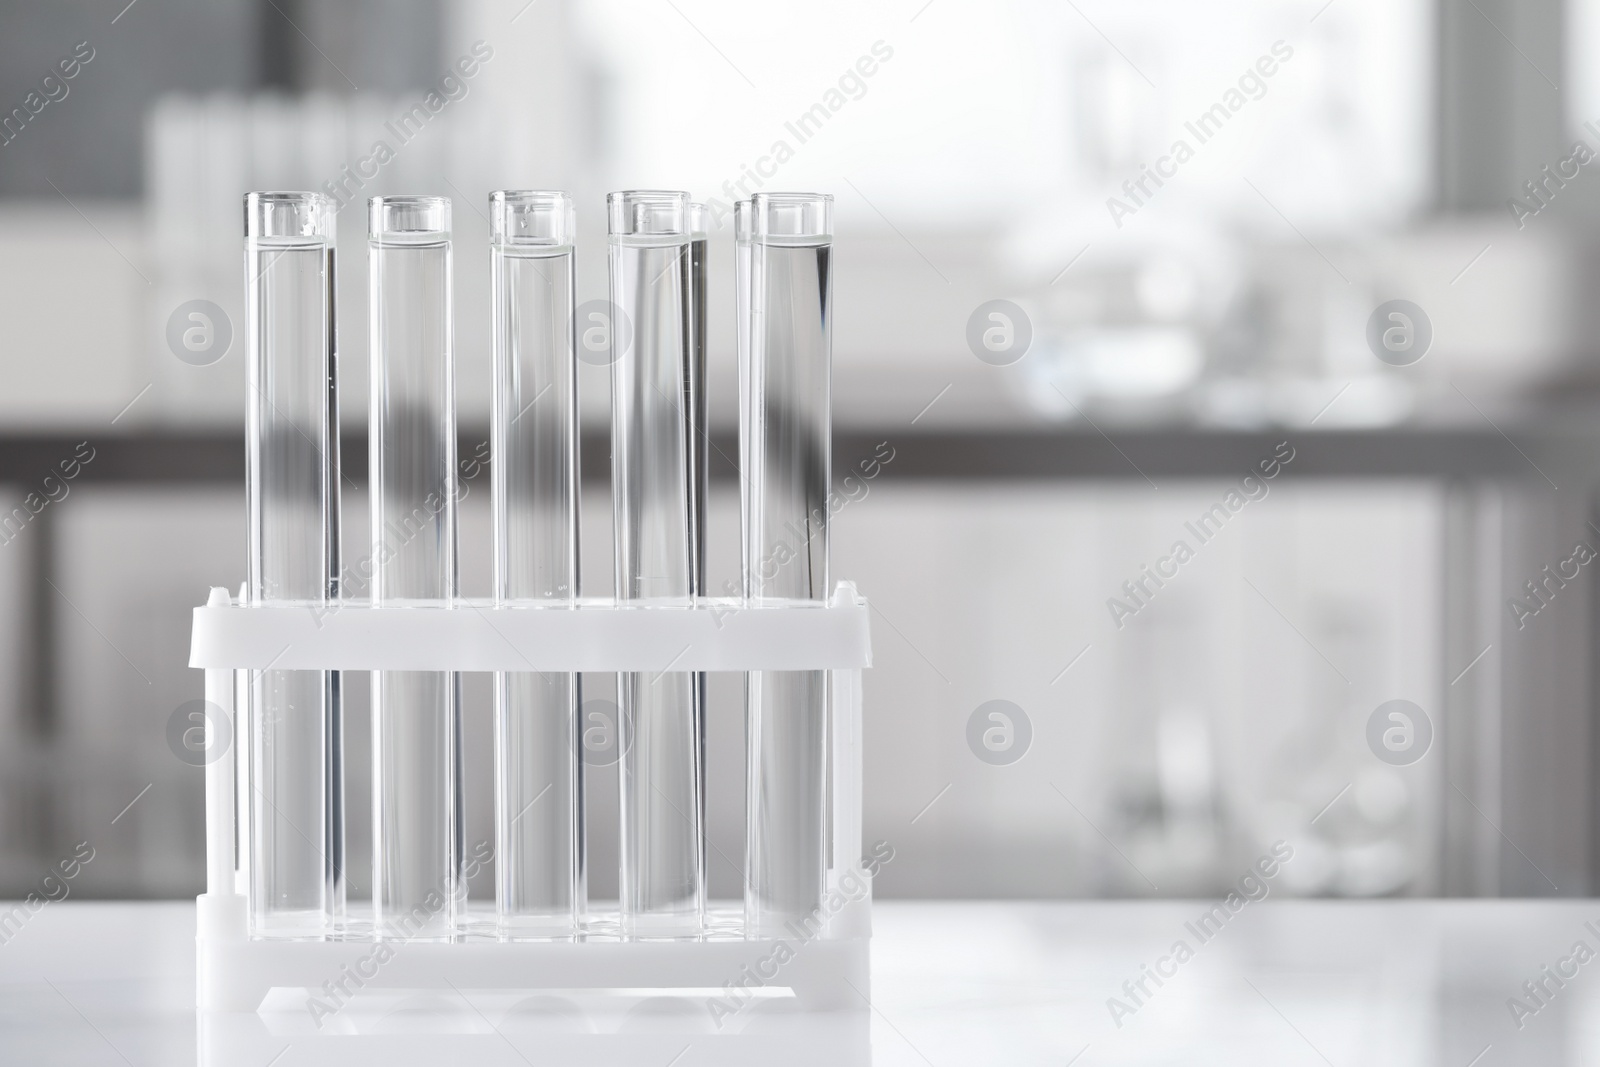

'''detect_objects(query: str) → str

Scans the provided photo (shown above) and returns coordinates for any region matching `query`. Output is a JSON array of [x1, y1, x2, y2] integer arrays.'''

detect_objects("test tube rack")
[[189, 581, 873, 1014]]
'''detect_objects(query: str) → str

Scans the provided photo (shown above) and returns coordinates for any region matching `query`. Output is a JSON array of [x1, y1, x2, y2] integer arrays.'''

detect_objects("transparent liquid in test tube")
[[608, 190, 706, 936], [743, 193, 833, 937], [490, 191, 584, 935], [368, 195, 461, 940], [244, 190, 343, 939], [735, 201, 754, 573], [688, 202, 708, 584]]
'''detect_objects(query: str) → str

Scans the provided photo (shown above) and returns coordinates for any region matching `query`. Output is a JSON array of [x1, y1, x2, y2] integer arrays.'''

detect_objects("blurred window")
[[579, 0, 1432, 230]]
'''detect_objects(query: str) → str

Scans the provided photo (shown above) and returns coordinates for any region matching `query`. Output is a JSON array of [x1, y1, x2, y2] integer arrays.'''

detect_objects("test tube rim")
[[244, 190, 335, 241], [368, 194, 452, 242], [751, 191, 833, 242], [606, 189, 690, 237], [489, 189, 576, 248]]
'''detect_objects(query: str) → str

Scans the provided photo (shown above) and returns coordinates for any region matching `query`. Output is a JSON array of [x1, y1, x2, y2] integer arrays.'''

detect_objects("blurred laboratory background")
[[0, 0, 1593, 904]]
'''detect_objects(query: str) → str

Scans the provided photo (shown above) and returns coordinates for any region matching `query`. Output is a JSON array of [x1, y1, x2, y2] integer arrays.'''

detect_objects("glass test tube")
[[742, 192, 834, 937], [608, 190, 706, 936], [490, 191, 584, 935], [244, 191, 343, 938], [368, 195, 461, 939]]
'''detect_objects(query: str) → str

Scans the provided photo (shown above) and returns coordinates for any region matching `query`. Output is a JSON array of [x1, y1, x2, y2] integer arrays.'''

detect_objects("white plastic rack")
[[189, 581, 874, 1014]]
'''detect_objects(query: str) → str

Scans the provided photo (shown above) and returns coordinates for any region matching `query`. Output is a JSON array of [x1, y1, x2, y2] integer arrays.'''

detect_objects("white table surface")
[[1, 899, 1596, 1065]]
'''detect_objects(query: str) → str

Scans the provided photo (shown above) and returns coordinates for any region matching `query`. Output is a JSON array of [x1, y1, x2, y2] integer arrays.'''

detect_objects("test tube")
[[742, 192, 833, 937], [244, 190, 342, 938], [608, 190, 705, 936], [489, 191, 584, 935], [368, 195, 461, 939]]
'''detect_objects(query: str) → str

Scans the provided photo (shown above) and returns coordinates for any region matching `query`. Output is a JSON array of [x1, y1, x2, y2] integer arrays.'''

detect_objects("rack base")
[[197, 889, 871, 1016], [198, 984, 871, 1066]]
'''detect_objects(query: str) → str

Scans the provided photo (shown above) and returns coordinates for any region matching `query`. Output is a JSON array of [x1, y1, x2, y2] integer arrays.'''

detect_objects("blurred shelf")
[[836, 427, 1558, 481], [0, 426, 1581, 485]]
